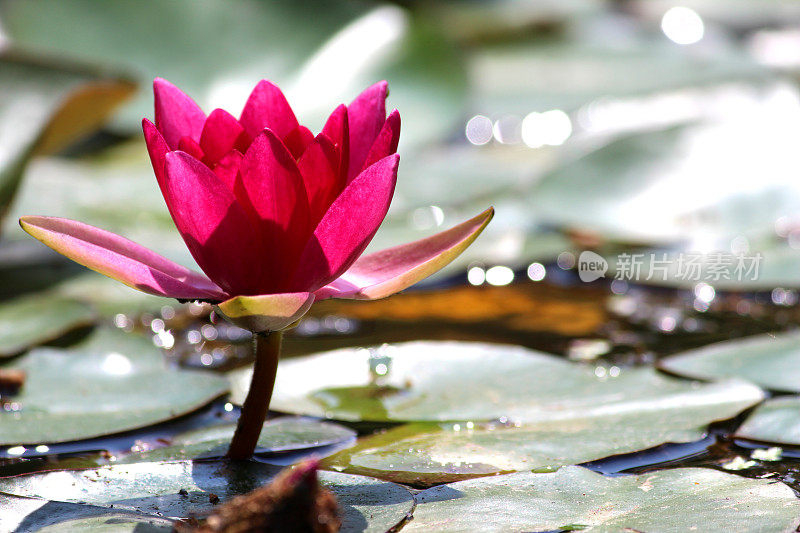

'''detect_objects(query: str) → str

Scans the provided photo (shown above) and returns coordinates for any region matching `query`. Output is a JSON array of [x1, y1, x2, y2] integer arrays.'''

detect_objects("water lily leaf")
[[321, 375, 763, 485], [0, 293, 94, 358], [0, 1, 466, 147], [659, 331, 800, 393], [119, 417, 355, 463], [0, 51, 133, 228], [0, 460, 414, 533], [735, 397, 800, 446], [0, 328, 228, 445], [233, 341, 764, 423], [1, 494, 173, 533], [404, 466, 800, 532]]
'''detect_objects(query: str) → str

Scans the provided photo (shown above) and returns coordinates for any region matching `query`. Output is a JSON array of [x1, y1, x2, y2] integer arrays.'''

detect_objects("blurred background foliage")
[[4, 0, 800, 293]]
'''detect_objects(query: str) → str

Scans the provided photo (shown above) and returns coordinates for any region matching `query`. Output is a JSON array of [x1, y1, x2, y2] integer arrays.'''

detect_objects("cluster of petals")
[[21, 78, 492, 332]]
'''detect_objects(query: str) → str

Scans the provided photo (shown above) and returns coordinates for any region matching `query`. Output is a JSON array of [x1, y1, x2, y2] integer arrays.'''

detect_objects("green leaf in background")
[[403, 466, 800, 532], [735, 396, 800, 446], [659, 331, 800, 393], [321, 375, 763, 485], [233, 341, 764, 423], [0, 0, 467, 147], [0, 461, 415, 533], [0, 52, 133, 230], [0, 328, 228, 445], [119, 416, 355, 463], [0, 293, 94, 358], [4, 143, 193, 267]]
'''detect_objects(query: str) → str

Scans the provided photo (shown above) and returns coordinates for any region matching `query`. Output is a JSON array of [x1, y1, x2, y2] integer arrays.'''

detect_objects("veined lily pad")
[[735, 397, 800, 446], [0, 328, 228, 445], [0, 461, 414, 533], [0, 52, 133, 228], [0, 494, 173, 533], [0, 293, 94, 358], [119, 417, 355, 463], [321, 376, 763, 485], [404, 466, 800, 532], [659, 331, 800, 393], [234, 341, 764, 423]]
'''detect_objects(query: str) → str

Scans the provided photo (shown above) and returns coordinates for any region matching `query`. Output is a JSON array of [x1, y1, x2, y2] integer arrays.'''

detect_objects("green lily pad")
[[0, 460, 414, 533], [735, 397, 800, 446], [0, 328, 228, 445], [659, 331, 800, 393], [404, 466, 800, 532], [1, 494, 173, 533], [119, 417, 356, 463], [0, 293, 94, 358], [321, 375, 763, 485], [0, 1, 466, 147], [233, 341, 764, 423], [0, 52, 133, 229]]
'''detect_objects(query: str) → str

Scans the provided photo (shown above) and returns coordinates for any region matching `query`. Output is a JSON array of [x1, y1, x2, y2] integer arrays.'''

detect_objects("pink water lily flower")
[[20, 78, 493, 332]]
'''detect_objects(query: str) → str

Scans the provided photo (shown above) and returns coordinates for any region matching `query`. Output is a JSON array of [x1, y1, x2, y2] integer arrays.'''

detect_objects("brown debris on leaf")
[[0, 368, 25, 395], [175, 459, 341, 533]]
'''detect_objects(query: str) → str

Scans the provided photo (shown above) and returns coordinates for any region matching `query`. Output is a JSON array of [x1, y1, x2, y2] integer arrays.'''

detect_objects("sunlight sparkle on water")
[[485, 266, 514, 286], [465, 115, 493, 145], [527, 262, 546, 281], [521, 109, 572, 148], [661, 7, 704, 45], [467, 266, 486, 286], [102, 352, 133, 376]]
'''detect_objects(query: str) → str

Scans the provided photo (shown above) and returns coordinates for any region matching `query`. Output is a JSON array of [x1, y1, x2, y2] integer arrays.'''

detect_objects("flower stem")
[[227, 330, 282, 460]]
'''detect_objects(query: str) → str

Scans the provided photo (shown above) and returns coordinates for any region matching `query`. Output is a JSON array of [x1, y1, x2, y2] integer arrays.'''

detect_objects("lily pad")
[[0, 293, 94, 358], [404, 466, 800, 532], [1, 494, 173, 533], [0, 51, 132, 227], [0, 328, 228, 445], [119, 417, 356, 463], [321, 375, 763, 485], [233, 341, 764, 423], [659, 331, 800, 393], [735, 397, 800, 446], [0, 460, 414, 533]]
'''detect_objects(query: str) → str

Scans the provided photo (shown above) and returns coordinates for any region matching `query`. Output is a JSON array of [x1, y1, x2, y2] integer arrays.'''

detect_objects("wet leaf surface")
[[119, 417, 356, 463], [0, 460, 414, 533], [320, 376, 763, 486], [0, 293, 94, 358], [735, 397, 800, 446], [0, 328, 228, 445], [659, 330, 800, 393], [404, 466, 800, 532], [236, 340, 763, 424]]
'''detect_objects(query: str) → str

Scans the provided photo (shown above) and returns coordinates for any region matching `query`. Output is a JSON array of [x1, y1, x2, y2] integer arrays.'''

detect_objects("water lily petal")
[[164, 151, 266, 296], [284, 125, 315, 159], [212, 150, 243, 191], [315, 207, 494, 300], [322, 104, 349, 185], [142, 118, 171, 202], [238, 130, 310, 289], [199, 108, 247, 165], [19, 216, 226, 300], [347, 80, 387, 180], [239, 80, 299, 141], [153, 78, 206, 149], [291, 154, 398, 292], [178, 136, 204, 161], [361, 109, 400, 171], [298, 134, 340, 227], [215, 292, 315, 333]]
